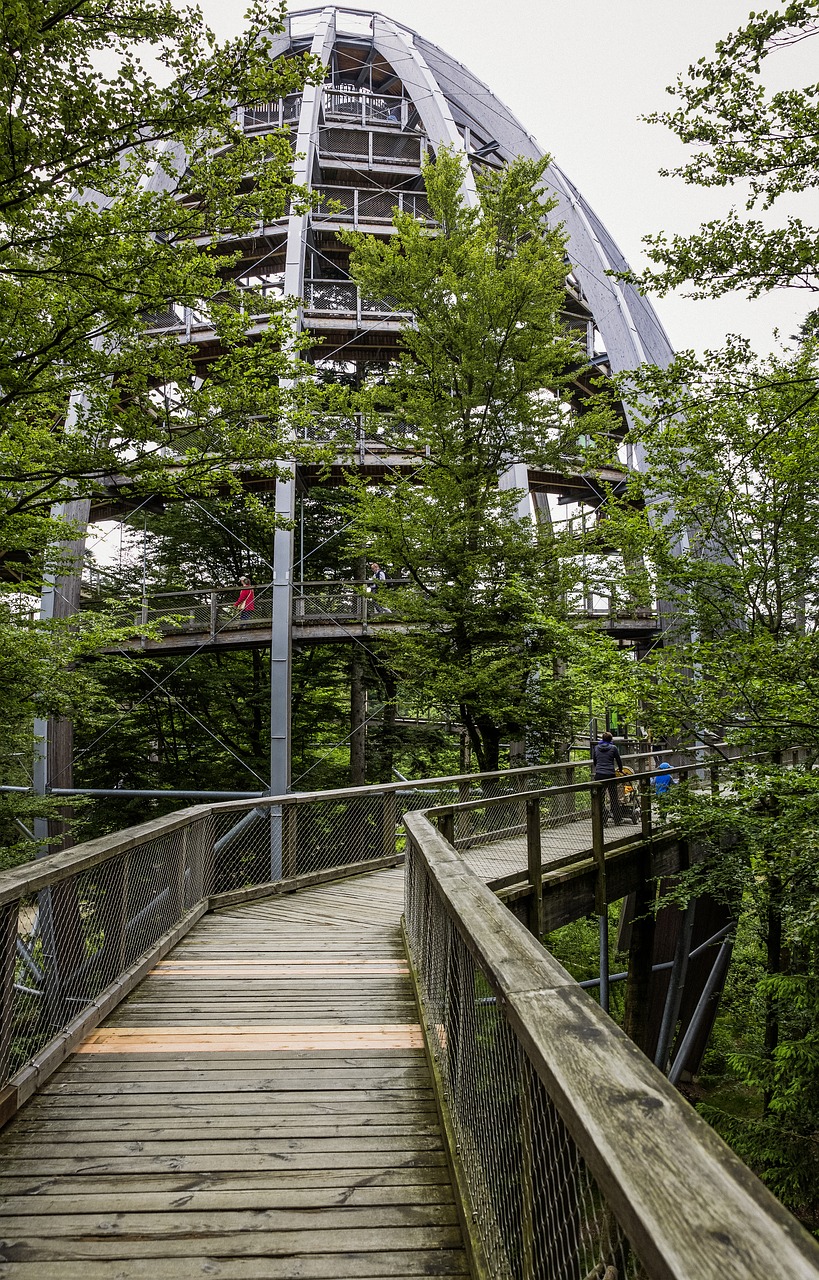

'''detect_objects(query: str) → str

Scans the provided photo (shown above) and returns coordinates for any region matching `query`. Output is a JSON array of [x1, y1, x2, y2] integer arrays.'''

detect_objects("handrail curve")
[[403, 808, 819, 1280]]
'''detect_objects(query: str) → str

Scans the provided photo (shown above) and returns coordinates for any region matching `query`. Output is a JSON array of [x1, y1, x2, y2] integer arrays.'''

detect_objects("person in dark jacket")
[[592, 731, 623, 824]]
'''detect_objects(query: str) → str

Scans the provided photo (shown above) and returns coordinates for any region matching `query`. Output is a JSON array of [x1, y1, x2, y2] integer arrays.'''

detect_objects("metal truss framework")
[[38, 6, 675, 806]]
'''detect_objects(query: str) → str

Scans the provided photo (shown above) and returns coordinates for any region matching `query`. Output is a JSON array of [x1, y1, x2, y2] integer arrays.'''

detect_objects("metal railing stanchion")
[[590, 784, 609, 1012], [438, 810, 455, 846], [525, 796, 543, 938]]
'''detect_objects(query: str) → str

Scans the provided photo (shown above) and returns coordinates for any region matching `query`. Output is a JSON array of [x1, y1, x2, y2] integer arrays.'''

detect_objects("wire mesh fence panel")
[[210, 793, 402, 895], [304, 279, 358, 313], [319, 127, 370, 162], [404, 843, 644, 1280], [361, 293, 412, 317], [313, 185, 357, 219], [116, 585, 276, 638], [372, 131, 424, 163], [2, 812, 214, 1088], [292, 583, 363, 622]]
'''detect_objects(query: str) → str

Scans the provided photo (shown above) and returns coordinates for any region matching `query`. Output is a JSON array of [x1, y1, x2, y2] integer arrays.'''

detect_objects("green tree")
[[342, 151, 620, 770], [663, 766, 819, 1225], [1, 0, 318, 569], [0, 0, 320, 846], [600, 3, 819, 1221], [611, 336, 819, 748], [629, 0, 819, 312]]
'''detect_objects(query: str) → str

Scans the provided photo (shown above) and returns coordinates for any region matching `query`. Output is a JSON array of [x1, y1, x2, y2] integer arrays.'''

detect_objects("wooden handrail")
[[0, 806, 211, 907], [0, 744, 743, 904], [404, 810, 819, 1280]]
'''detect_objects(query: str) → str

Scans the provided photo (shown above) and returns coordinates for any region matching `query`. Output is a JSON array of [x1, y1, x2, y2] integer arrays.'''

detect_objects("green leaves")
[[605, 334, 819, 748], [630, 2, 819, 307], [341, 153, 618, 768], [0, 0, 321, 587]]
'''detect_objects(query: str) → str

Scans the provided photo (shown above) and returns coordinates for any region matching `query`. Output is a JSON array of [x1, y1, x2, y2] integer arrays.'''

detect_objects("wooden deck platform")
[[460, 812, 643, 883], [0, 868, 468, 1278]]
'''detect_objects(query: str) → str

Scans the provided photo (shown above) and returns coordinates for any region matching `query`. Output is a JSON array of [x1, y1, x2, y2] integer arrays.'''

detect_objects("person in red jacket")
[[234, 576, 255, 620]]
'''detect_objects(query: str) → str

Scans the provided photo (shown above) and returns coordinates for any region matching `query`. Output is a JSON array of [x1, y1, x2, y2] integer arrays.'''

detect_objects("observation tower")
[[48, 6, 676, 805]]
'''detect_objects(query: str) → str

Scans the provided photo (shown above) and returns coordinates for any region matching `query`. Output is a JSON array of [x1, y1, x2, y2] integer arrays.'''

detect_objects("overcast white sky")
[[191, 0, 817, 358]]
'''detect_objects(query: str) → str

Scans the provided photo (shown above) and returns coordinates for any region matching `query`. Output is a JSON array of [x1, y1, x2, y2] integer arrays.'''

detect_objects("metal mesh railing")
[[404, 823, 644, 1279], [426, 755, 664, 885], [318, 125, 424, 167], [403, 804, 819, 1279], [324, 88, 411, 129], [1, 810, 213, 1087], [313, 184, 434, 226], [209, 790, 401, 895], [0, 752, 702, 1098], [303, 279, 412, 319], [141, 583, 274, 634]]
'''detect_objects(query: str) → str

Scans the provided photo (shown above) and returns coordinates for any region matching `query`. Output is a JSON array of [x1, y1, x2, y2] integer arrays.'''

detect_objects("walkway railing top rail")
[[2, 744, 815, 1275], [0, 744, 740, 1102], [403, 808, 819, 1280], [404, 808, 819, 1280], [78, 578, 663, 642]]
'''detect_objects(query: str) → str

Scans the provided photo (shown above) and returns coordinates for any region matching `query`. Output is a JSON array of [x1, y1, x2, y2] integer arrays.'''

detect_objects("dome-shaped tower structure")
[[46, 6, 674, 809], [235, 6, 674, 791]]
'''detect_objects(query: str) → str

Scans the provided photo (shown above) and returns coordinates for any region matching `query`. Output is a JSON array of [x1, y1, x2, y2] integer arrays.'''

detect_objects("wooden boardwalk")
[[461, 811, 642, 883], [0, 868, 468, 1278]]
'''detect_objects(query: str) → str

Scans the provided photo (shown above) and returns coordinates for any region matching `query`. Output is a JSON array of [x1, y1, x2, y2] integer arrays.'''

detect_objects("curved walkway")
[[0, 868, 468, 1278]]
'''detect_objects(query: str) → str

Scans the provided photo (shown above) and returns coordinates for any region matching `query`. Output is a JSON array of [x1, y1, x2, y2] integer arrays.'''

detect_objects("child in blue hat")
[[654, 761, 677, 796]]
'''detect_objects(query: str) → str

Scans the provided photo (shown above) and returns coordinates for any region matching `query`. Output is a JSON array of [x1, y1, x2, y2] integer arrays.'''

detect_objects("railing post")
[[640, 775, 653, 841], [591, 785, 609, 1012], [564, 759, 576, 821], [438, 811, 455, 846], [282, 802, 297, 879], [455, 779, 470, 844], [209, 591, 218, 640], [525, 797, 543, 938], [269, 804, 283, 881], [382, 791, 397, 858]]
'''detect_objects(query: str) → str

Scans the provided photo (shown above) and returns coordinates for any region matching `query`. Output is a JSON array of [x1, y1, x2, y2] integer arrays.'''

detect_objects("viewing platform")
[[83, 581, 660, 655]]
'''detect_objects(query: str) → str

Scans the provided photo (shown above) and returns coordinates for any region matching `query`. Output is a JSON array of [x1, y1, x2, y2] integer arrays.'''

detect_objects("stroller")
[[617, 766, 640, 824]]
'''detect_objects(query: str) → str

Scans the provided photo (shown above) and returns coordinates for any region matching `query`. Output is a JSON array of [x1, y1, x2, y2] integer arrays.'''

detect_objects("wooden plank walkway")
[[0, 868, 468, 1279], [461, 811, 642, 882]]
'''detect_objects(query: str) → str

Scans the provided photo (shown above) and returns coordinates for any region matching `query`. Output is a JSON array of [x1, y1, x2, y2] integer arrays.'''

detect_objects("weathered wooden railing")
[[1, 752, 622, 1120], [4, 747, 816, 1274], [403, 806, 819, 1279]]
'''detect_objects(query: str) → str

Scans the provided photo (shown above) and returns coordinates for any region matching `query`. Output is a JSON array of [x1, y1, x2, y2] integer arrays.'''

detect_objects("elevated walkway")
[[84, 581, 659, 655], [1, 751, 816, 1278], [0, 868, 467, 1276]]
